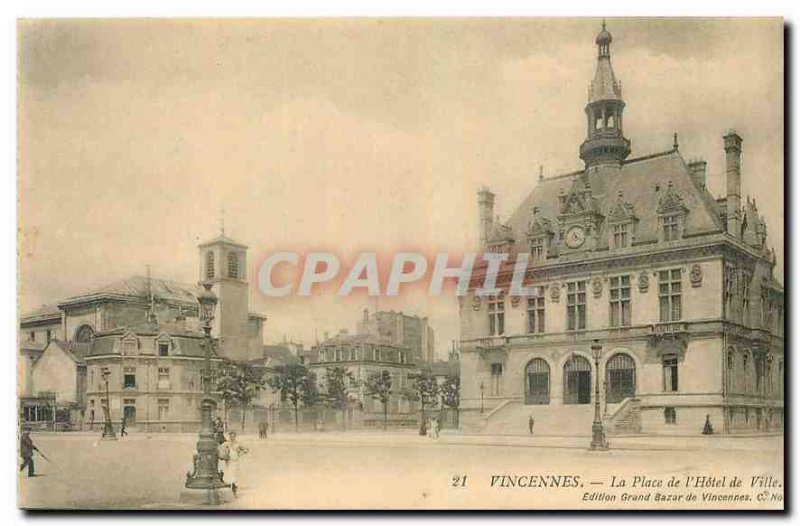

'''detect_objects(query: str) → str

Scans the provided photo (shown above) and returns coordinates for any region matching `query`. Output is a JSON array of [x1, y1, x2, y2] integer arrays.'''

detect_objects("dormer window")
[[656, 182, 688, 242], [159, 342, 170, 357], [611, 223, 630, 249], [607, 191, 637, 249], [530, 236, 546, 263], [661, 214, 681, 241]]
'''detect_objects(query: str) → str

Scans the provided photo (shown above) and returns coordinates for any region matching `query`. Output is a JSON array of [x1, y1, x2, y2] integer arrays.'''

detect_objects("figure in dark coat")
[[528, 415, 535, 435], [120, 417, 128, 437], [20, 432, 39, 477], [702, 414, 714, 435]]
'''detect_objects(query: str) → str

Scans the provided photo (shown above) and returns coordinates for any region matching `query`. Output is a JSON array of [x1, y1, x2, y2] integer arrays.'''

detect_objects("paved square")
[[18, 431, 784, 510]]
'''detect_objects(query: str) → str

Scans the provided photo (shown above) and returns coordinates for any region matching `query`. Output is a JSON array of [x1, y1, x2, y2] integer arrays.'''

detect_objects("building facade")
[[458, 24, 784, 436], [19, 233, 269, 432], [356, 309, 436, 364], [310, 332, 418, 427]]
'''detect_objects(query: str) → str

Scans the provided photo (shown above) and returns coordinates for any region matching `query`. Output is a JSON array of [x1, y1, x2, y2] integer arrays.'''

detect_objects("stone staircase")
[[606, 398, 642, 435], [477, 401, 595, 436]]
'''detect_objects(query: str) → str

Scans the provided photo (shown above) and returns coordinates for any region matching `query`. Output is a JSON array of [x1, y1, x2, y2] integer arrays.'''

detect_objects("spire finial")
[[602, 18, 607, 31], [673, 132, 679, 150], [539, 165, 544, 181], [220, 208, 226, 236]]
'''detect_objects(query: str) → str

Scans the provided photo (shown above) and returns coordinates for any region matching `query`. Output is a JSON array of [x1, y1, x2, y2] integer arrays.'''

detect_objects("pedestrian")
[[218, 431, 249, 497], [19, 431, 39, 477], [258, 421, 268, 439], [432, 418, 440, 439], [702, 414, 714, 435], [120, 416, 128, 437], [528, 415, 535, 435]]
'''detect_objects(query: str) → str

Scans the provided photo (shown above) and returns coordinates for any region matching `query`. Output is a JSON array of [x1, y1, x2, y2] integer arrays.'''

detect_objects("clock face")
[[565, 226, 586, 248]]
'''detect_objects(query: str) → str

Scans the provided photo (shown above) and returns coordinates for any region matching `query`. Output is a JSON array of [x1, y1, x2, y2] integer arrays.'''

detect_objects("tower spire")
[[579, 20, 631, 169]]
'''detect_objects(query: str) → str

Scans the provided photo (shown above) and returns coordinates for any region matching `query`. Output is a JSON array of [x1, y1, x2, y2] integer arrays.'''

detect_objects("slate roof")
[[59, 275, 201, 307], [503, 149, 724, 253], [88, 321, 211, 358], [20, 304, 62, 324], [589, 55, 622, 103]]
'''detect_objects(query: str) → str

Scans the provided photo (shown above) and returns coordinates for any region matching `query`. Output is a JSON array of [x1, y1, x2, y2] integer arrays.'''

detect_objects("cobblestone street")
[[18, 431, 784, 510]]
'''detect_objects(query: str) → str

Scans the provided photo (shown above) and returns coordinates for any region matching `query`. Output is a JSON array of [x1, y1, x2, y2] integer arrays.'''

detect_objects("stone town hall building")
[[458, 24, 784, 435]]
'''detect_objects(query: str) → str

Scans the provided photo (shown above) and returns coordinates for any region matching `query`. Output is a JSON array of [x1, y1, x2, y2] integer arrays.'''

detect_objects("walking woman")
[[218, 431, 249, 497]]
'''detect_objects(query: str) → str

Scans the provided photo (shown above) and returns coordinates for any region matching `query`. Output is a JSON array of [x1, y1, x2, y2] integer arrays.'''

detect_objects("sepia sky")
[[18, 18, 783, 357]]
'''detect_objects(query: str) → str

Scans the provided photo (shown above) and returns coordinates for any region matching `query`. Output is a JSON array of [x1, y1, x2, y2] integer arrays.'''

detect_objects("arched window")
[[664, 407, 676, 424], [205, 251, 215, 279], [606, 353, 636, 403], [525, 359, 550, 405], [607, 114, 616, 129], [74, 324, 95, 343], [563, 355, 592, 405], [227, 252, 239, 279]]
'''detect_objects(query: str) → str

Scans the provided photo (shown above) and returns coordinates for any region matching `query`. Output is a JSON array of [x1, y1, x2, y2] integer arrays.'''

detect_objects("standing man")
[[528, 415, 535, 435], [19, 431, 40, 477], [120, 416, 128, 437], [218, 431, 249, 497]]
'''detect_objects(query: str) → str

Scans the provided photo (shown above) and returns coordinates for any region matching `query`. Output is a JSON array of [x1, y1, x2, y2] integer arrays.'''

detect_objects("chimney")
[[687, 159, 707, 189], [477, 187, 495, 250], [723, 130, 743, 237]]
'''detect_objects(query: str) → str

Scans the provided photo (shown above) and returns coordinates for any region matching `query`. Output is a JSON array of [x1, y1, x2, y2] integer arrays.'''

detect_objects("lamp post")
[[590, 340, 609, 451], [100, 368, 117, 440], [479, 380, 485, 415], [185, 283, 228, 501]]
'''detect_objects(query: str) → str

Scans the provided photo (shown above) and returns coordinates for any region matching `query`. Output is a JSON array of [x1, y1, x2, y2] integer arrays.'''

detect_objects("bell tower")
[[579, 21, 631, 170], [198, 231, 251, 361]]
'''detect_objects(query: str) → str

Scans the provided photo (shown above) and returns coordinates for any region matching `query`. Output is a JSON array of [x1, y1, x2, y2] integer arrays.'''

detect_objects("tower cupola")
[[580, 21, 631, 169]]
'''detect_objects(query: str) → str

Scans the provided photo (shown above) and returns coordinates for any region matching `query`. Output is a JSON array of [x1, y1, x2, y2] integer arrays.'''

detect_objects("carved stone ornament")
[[510, 295, 521, 308], [472, 296, 482, 311], [592, 277, 603, 297], [638, 271, 649, 293], [549, 282, 561, 303], [690, 264, 703, 288]]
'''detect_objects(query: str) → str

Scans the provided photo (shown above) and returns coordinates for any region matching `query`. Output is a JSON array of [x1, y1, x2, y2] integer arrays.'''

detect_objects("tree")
[[324, 366, 357, 429], [215, 360, 267, 432], [407, 370, 440, 435], [363, 370, 392, 430], [440, 375, 460, 427], [267, 363, 316, 429]]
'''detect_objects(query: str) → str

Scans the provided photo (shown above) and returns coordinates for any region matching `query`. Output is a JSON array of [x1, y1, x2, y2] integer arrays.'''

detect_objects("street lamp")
[[590, 340, 609, 451], [479, 380, 485, 415], [100, 368, 117, 440], [185, 283, 228, 501]]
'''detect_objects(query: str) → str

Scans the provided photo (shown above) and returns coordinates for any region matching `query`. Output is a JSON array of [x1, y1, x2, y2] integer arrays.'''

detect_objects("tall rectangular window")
[[530, 237, 545, 263], [609, 275, 631, 327], [46, 330, 52, 342], [612, 223, 629, 249], [158, 399, 169, 421], [488, 297, 505, 336], [123, 367, 136, 389], [527, 286, 546, 333], [658, 269, 682, 322], [158, 342, 169, 357], [663, 355, 679, 392], [662, 215, 679, 241], [566, 281, 587, 330], [157, 367, 170, 390]]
